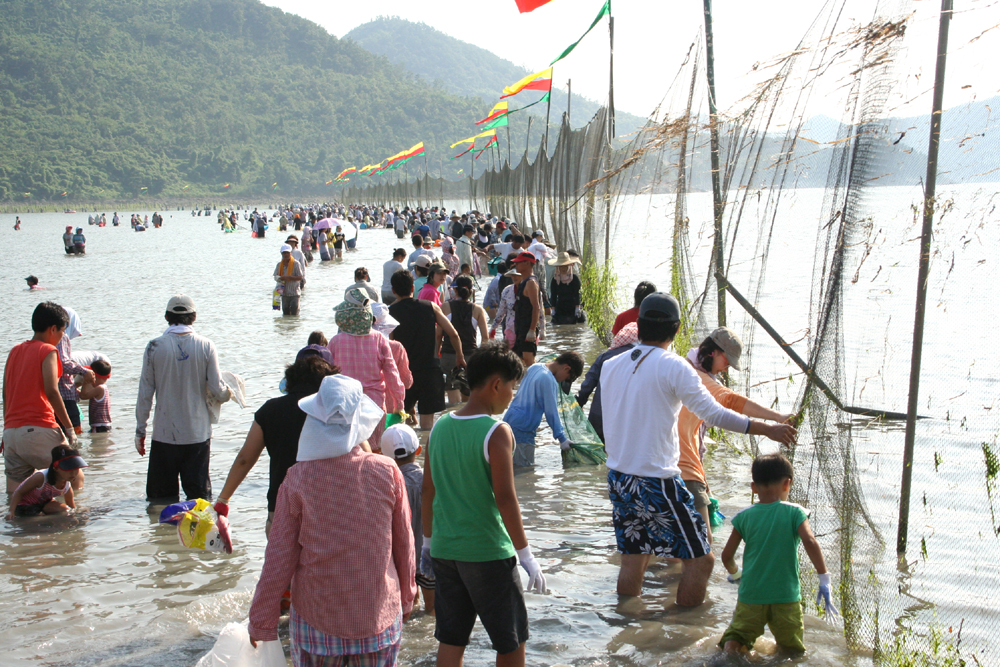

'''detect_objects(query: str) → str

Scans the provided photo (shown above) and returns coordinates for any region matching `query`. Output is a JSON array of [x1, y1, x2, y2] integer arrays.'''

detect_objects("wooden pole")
[[506, 124, 512, 166], [608, 10, 616, 140], [544, 81, 553, 155], [703, 0, 726, 328], [898, 0, 952, 556], [525, 116, 533, 156], [567, 78, 572, 125]]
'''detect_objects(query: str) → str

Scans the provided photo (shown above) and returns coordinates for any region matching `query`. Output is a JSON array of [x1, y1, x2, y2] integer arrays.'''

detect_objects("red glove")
[[489, 329, 497, 339], [214, 501, 229, 517]]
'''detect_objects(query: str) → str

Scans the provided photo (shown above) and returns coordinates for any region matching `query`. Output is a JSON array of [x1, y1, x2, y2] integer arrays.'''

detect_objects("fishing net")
[[557, 390, 607, 467], [344, 0, 1000, 662]]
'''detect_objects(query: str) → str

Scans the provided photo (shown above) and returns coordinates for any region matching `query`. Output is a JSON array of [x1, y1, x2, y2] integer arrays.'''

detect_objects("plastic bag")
[[708, 497, 726, 528], [160, 498, 233, 553], [195, 621, 285, 667], [272, 284, 283, 310], [557, 390, 607, 467]]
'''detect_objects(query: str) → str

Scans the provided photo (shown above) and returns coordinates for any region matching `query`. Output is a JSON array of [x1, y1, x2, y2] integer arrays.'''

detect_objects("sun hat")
[[382, 423, 421, 459], [504, 267, 521, 277], [371, 302, 400, 336], [166, 295, 196, 315], [296, 375, 384, 461], [709, 326, 744, 371], [296, 344, 334, 366], [547, 250, 581, 267], [510, 251, 537, 264], [638, 292, 681, 323], [280, 243, 293, 253], [286, 235, 298, 243], [334, 287, 373, 336], [54, 454, 88, 471], [62, 307, 83, 340], [611, 322, 639, 349]]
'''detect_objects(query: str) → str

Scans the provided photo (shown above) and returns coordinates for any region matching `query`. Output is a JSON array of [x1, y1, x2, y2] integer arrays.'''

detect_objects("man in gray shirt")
[[135, 295, 230, 502]]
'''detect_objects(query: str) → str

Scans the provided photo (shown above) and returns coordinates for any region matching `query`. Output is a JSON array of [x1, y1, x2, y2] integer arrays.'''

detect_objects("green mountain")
[[344, 17, 648, 137], [0, 0, 492, 201]]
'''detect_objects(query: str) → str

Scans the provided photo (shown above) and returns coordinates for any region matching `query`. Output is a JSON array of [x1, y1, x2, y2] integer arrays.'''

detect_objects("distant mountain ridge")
[[344, 16, 649, 137]]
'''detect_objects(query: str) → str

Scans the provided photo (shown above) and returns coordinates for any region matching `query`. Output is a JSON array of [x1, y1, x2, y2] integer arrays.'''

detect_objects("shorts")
[[91, 425, 112, 433], [64, 399, 81, 428], [432, 557, 528, 655], [513, 339, 536, 356], [146, 439, 212, 502], [3, 425, 67, 483], [607, 470, 711, 560], [15, 503, 47, 517], [719, 600, 805, 651], [683, 479, 711, 510], [440, 353, 470, 393], [405, 366, 446, 415], [415, 571, 436, 590]]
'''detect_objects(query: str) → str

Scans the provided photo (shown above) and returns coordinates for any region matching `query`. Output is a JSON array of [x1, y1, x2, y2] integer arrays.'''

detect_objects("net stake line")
[[715, 271, 913, 421], [898, 0, 953, 557]]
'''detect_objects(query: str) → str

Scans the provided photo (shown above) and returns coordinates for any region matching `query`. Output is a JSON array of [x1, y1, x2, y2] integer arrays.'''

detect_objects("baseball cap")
[[413, 255, 433, 269], [166, 295, 196, 314], [280, 244, 293, 253], [510, 251, 537, 264], [638, 292, 680, 322], [296, 344, 334, 366], [709, 327, 744, 371], [532, 230, 544, 238], [382, 423, 421, 459]]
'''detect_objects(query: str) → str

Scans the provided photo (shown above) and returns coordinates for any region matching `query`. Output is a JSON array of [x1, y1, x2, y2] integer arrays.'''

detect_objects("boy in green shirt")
[[422, 340, 547, 667], [720, 453, 839, 652]]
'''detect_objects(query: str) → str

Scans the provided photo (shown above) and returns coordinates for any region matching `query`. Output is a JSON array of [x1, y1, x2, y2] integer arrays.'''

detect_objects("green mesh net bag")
[[558, 389, 607, 467]]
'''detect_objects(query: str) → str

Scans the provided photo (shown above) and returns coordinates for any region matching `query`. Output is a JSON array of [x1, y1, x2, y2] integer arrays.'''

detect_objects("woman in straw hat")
[[547, 251, 585, 325], [248, 374, 416, 664]]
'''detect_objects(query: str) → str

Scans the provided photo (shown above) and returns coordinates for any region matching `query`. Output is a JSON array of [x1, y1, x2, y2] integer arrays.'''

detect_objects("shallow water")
[[0, 193, 989, 666]]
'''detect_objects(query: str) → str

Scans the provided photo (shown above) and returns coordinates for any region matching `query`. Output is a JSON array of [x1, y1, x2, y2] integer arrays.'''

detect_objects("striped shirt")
[[88, 385, 112, 429]]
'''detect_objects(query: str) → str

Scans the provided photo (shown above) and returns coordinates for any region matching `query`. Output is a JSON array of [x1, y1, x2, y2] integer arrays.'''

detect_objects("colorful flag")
[[501, 68, 553, 99], [336, 167, 357, 180], [223, 184, 230, 189], [475, 136, 499, 160], [272, 183, 279, 191], [484, 114, 510, 130], [389, 142, 424, 165], [551, 0, 610, 65], [181, 185, 191, 191], [450, 129, 497, 149], [326, 180, 334, 185], [476, 102, 509, 125], [450, 144, 475, 160], [515, 0, 554, 12]]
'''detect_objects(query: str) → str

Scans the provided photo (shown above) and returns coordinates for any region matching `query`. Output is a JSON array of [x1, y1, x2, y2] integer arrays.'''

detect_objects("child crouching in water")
[[719, 453, 839, 653], [7, 446, 88, 519], [78, 359, 112, 433]]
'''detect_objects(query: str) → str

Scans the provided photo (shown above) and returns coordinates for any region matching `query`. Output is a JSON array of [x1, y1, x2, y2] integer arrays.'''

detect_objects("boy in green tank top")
[[421, 340, 548, 667], [719, 453, 839, 653]]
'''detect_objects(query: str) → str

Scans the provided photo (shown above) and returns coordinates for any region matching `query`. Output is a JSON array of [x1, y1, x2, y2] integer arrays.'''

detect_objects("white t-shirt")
[[382, 259, 405, 292], [600, 344, 750, 479], [492, 242, 521, 260], [526, 240, 551, 262]]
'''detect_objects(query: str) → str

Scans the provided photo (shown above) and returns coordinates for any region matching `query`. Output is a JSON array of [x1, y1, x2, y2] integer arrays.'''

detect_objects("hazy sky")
[[262, 0, 999, 120]]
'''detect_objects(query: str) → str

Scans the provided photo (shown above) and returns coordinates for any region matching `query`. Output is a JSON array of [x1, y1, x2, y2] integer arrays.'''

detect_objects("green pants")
[[719, 600, 805, 652]]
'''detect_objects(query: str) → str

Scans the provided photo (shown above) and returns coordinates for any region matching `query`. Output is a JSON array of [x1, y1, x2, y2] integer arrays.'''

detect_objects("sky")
[[262, 0, 1000, 120]]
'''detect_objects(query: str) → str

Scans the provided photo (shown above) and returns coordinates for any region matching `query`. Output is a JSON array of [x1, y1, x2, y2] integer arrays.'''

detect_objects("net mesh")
[[345, 1, 999, 662]]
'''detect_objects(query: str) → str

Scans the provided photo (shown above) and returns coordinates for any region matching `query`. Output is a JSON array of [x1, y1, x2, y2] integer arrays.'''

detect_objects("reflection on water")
[[1, 208, 864, 666]]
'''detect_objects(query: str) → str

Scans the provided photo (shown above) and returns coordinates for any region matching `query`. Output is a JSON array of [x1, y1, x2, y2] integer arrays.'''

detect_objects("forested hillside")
[[0, 0, 487, 200]]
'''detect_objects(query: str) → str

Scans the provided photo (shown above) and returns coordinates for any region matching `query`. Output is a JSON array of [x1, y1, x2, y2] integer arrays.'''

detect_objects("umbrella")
[[314, 218, 334, 230]]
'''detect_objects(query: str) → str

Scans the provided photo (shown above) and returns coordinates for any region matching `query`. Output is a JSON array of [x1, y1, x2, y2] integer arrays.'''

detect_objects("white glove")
[[516, 545, 547, 594], [559, 438, 573, 451], [817, 573, 840, 620], [66, 430, 78, 447], [727, 567, 742, 583], [420, 543, 434, 579], [525, 330, 537, 343], [135, 435, 146, 456]]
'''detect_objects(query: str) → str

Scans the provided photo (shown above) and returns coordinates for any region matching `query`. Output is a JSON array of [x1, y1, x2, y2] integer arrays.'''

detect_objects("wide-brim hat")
[[547, 251, 581, 267], [334, 288, 373, 336], [371, 302, 399, 336], [297, 375, 383, 460]]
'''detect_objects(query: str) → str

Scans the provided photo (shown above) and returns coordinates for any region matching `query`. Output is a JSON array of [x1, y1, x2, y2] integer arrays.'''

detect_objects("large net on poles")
[[345, 0, 999, 662]]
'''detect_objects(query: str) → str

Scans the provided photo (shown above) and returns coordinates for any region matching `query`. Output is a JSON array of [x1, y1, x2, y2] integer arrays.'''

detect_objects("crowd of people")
[[4, 202, 839, 667]]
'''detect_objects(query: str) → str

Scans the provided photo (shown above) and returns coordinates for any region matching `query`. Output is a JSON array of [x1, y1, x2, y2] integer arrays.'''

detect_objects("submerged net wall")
[[346, 1, 1000, 662]]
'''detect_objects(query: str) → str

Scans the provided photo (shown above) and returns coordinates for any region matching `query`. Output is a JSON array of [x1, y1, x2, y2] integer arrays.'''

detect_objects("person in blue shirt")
[[503, 352, 583, 466]]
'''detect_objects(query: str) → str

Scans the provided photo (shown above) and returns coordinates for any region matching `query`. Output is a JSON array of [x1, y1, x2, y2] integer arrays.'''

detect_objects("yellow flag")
[[450, 129, 497, 149], [502, 68, 553, 97]]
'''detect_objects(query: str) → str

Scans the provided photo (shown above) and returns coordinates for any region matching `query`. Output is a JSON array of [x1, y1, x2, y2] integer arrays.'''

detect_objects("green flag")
[[484, 114, 510, 130], [551, 0, 610, 65]]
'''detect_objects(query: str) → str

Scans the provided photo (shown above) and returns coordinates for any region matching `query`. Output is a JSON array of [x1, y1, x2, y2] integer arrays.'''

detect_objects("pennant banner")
[[476, 101, 509, 125], [515, 0, 554, 12], [450, 129, 497, 149], [335, 167, 357, 180], [484, 114, 510, 131], [501, 68, 553, 99], [551, 0, 610, 65]]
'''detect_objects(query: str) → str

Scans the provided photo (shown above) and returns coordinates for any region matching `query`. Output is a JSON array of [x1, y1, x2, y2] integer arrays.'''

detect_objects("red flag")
[[515, 0, 554, 12]]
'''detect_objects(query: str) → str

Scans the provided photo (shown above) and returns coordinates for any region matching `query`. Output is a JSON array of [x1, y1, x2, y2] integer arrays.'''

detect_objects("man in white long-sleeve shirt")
[[135, 295, 230, 502], [600, 293, 796, 607]]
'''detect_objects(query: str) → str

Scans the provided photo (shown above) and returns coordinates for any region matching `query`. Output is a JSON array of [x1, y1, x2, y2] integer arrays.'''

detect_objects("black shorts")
[[432, 557, 528, 655], [15, 503, 47, 517], [405, 366, 446, 415], [513, 340, 537, 356], [63, 399, 81, 428], [146, 439, 212, 502]]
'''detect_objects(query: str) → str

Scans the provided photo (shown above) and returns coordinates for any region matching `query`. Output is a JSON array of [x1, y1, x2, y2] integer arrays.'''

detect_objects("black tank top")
[[514, 275, 538, 341], [442, 299, 477, 355], [388, 298, 439, 370]]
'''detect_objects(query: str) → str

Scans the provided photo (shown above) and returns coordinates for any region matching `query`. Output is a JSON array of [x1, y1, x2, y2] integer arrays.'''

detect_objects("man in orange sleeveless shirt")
[[3, 302, 80, 492]]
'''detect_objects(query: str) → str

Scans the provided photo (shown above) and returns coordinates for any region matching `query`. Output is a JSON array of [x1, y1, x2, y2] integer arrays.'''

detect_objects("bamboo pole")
[[703, 0, 726, 328], [898, 0, 952, 556]]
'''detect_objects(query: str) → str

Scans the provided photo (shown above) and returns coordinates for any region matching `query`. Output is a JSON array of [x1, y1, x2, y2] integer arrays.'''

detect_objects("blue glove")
[[420, 543, 434, 579], [817, 573, 840, 621]]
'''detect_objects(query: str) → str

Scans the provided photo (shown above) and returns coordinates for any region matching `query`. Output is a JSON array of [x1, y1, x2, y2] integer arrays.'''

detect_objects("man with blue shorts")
[[599, 293, 797, 606]]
